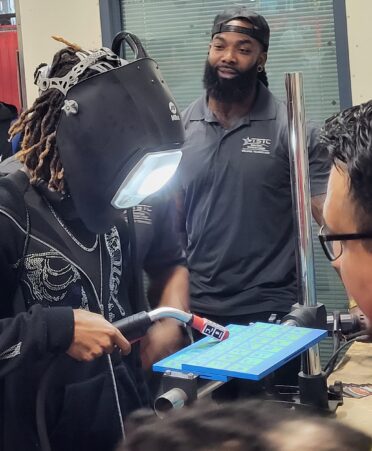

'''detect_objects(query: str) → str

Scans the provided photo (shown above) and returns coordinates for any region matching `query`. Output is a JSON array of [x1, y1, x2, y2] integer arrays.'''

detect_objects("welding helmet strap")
[[111, 32, 149, 59]]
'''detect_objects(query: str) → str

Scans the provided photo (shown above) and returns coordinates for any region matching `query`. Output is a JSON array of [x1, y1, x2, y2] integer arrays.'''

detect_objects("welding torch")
[[111, 307, 229, 419], [36, 308, 229, 451], [113, 307, 230, 342]]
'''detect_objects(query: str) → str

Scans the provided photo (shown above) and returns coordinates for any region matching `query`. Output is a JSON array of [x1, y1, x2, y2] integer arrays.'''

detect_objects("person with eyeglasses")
[[320, 100, 372, 321]]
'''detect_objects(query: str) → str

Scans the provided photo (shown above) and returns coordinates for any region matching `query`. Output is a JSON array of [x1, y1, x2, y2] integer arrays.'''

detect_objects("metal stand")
[[155, 358, 343, 416], [154, 72, 346, 416], [276, 303, 343, 413], [285, 72, 322, 378]]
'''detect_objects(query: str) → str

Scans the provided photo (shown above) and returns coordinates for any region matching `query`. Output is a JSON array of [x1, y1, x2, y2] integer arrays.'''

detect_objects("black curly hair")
[[9, 46, 121, 193], [321, 100, 372, 237], [119, 399, 372, 451]]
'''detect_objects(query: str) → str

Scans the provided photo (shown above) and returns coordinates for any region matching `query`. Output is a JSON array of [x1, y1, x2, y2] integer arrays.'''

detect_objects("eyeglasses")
[[318, 225, 372, 261]]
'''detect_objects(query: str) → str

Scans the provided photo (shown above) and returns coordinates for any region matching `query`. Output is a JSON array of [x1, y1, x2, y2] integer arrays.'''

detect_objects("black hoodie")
[[0, 170, 149, 451]]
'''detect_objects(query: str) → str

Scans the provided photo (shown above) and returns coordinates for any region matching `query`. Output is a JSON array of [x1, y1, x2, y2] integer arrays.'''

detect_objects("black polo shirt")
[[179, 82, 330, 317], [131, 188, 185, 274], [125, 186, 186, 309]]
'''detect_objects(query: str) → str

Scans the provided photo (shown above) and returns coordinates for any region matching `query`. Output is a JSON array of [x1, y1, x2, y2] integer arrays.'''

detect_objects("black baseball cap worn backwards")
[[211, 6, 270, 51]]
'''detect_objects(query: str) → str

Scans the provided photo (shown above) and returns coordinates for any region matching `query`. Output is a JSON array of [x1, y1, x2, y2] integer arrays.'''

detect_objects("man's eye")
[[213, 44, 224, 50], [240, 48, 251, 54]]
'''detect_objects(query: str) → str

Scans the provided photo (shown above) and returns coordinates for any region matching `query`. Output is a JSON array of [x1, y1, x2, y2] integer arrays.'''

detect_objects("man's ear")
[[258, 52, 267, 68]]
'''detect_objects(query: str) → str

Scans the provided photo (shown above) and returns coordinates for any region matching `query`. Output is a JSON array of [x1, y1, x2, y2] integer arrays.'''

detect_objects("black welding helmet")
[[36, 33, 184, 233]]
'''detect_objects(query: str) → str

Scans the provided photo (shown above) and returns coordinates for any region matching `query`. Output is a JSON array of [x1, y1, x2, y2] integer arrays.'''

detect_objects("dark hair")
[[9, 46, 121, 193], [119, 399, 372, 451], [321, 100, 372, 237]]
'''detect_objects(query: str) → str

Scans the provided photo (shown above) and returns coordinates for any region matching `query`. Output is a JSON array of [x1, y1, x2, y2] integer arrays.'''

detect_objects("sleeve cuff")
[[44, 307, 75, 353]]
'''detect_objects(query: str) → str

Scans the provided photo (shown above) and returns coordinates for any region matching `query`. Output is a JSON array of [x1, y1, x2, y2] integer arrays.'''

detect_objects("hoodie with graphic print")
[[0, 170, 149, 451]]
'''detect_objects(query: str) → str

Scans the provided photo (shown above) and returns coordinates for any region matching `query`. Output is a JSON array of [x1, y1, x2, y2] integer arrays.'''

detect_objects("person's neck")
[[208, 88, 257, 129]]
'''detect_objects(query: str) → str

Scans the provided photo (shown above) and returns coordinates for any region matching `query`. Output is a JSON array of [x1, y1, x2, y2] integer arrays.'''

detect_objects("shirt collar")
[[189, 81, 277, 123]]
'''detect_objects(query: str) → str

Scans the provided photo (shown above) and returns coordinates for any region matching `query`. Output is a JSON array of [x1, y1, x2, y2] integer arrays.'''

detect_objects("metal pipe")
[[285, 72, 321, 376], [154, 380, 225, 418], [197, 380, 225, 399], [154, 388, 188, 418], [148, 307, 193, 323]]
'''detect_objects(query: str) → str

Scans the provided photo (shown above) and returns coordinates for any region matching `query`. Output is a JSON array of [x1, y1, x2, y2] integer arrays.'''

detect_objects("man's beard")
[[203, 60, 258, 103]]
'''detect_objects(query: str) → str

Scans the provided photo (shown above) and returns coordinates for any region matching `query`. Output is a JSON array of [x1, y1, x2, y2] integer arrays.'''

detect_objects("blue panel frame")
[[153, 323, 327, 382]]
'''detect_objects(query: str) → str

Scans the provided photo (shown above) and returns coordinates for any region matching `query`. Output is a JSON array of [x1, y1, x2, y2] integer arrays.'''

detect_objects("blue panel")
[[153, 323, 327, 381]]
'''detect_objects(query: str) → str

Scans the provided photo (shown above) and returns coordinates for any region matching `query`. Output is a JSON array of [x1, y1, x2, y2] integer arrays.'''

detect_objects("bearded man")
[[177, 6, 330, 329]]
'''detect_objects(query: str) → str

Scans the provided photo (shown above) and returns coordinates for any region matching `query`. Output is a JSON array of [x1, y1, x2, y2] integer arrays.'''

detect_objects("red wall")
[[0, 25, 20, 112]]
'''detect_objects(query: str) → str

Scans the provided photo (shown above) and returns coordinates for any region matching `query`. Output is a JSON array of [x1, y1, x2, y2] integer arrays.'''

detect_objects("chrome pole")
[[285, 72, 321, 376]]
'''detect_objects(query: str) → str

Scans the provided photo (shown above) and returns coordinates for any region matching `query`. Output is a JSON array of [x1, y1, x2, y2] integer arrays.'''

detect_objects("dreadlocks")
[[9, 44, 120, 193]]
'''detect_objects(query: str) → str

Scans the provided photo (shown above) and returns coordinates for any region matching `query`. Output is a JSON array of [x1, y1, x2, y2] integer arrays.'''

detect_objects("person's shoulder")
[[265, 88, 287, 124], [253, 84, 286, 126], [257, 83, 288, 120], [306, 119, 321, 135], [275, 97, 287, 116], [0, 154, 22, 176], [266, 89, 321, 135], [0, 170, 30, 225], [0, 102, 17, 121]]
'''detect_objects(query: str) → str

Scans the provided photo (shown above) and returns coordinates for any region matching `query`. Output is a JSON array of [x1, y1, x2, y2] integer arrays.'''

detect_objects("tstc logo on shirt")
[[241, 136, 271, 154]]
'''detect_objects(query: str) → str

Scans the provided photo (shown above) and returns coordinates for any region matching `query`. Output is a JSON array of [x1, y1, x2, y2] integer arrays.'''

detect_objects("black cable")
[[22, 205, 31, 261], [323, 339, 356, 377], [324, 335, 367, 377], [345, 329, 370, 340]]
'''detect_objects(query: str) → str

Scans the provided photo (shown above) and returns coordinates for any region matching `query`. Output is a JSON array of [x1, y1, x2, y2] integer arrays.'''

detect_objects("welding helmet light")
[[112, 149, 182, 209]]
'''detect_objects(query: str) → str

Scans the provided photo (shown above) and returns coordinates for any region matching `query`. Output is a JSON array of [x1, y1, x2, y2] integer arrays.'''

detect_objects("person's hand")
[[67, 309, 131, 361], [140, 319, 188, 370]]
